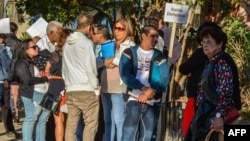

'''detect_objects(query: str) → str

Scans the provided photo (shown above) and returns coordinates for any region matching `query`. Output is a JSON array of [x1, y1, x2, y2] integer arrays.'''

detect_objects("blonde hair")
[[113, 18, 134, 44]]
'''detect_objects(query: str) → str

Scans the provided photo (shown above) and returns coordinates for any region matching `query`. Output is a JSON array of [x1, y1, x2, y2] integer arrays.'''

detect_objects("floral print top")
[[196, 51, 234, 116]]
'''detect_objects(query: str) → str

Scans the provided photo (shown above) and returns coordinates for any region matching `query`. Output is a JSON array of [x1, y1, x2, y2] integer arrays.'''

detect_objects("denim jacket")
[[119, 45, 169, 99], [0, 45, 11, 80]]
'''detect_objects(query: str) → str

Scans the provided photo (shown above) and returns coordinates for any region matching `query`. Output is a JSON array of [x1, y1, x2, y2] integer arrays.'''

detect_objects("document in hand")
[[26, 17, 48, 38], [0, 18, 10, 33], [127, 91, 155, 106]]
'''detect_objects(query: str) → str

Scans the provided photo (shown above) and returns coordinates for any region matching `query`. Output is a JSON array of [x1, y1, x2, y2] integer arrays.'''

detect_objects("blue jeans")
[[21, 91, 51, 141], [122, 101, 155, 141], [101, 93, 125, 141], [76, 113, 84, 141]]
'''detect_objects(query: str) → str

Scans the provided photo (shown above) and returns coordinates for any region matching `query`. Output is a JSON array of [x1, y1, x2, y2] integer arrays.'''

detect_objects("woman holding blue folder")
[[100, 18, 135, 141]]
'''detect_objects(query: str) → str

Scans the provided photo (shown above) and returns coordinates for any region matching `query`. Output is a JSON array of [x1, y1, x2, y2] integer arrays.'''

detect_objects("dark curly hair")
[[199, 25, 227, 51], [196, 22, 222, 45]]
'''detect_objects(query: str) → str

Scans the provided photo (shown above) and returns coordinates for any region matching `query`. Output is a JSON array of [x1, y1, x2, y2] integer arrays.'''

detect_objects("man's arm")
[[119, 48, 144, 90], [83, 41, 100, 95]]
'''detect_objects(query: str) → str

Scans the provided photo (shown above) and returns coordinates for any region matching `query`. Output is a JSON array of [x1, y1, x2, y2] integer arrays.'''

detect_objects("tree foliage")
[[223, 18, 250, 108], [16, 0, 157, 42], [16, 0, 148, 26]]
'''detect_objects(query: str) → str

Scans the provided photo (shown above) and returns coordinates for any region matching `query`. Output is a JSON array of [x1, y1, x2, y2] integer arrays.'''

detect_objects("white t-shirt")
[[129, 47, 154, 101], [36, 35, 56, 53], [34, 66, 48, 94]]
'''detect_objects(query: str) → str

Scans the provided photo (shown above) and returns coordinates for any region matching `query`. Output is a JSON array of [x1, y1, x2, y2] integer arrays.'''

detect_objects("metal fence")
[[156, 101, 186, 141]]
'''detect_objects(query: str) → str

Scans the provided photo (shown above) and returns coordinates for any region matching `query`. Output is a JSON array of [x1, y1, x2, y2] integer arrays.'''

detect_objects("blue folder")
[[101, 40, 115, 59]]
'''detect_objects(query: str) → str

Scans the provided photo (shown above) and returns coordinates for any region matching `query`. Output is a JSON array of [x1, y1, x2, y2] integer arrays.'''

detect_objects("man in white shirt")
[[35, 21, 63, 53], [62, 14, 100, 141], [32, 21, 63, 72]]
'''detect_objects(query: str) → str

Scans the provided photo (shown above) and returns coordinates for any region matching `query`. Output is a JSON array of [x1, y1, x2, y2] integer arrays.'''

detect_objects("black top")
[[216, 52, 241, 110], [179, 48, 207, 98], [5, 33, 21, 82], [179, 48, 241, 110], [47, 51, 65, 97], [15, 58, 48, 99]]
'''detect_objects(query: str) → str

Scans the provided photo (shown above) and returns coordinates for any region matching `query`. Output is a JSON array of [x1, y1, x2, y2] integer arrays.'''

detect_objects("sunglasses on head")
[[114, 26, 125, 31], [29, 45, 38, 50]]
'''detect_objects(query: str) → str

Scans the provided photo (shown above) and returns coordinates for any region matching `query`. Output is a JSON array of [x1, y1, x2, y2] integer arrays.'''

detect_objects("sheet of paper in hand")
[[26, 17, 48, 38]]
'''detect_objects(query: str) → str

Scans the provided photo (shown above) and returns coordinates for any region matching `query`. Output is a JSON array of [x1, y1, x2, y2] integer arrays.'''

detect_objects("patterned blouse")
[[196, 51, 234, 116]]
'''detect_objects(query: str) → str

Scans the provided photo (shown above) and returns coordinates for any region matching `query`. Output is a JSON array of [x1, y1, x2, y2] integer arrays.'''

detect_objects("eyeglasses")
[[201, 40, 215, 46], [92, 32, 101, 35], [114, 26, 125, 31], [56, 32, 62, 35], [149, 34, 159, 39], [29, 45, 38, 50]]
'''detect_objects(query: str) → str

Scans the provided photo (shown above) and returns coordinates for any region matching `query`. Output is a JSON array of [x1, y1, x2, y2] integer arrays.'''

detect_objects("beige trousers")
[[65, 91, 100, 141]]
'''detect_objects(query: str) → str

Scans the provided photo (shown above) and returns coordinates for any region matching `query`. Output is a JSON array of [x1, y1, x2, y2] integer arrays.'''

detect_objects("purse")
[[205, 129, 224, 141], [226, 106, 240, 124], [39, 93, 61, 114]]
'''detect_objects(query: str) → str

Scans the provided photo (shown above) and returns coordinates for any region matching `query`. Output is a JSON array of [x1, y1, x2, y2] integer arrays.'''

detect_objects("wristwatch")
[[216, 112, 221, 118]]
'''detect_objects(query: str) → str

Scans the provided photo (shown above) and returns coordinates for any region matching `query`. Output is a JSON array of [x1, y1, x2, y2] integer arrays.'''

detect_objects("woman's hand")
[[211, 117, 224, 132], [46, 75, 52, 80], [104, 58, 114, 67], [108, 63, 116, 69], [32, 36, 41, 43]]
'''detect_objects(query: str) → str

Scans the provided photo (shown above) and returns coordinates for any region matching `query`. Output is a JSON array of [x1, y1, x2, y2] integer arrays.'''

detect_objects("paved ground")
[[0, 109, 56, 141], [0, 110, 23, 141]]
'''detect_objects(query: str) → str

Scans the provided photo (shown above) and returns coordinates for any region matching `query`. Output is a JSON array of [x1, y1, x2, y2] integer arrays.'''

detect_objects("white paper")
[[164, 3, 189, 24], [127, 91, 155, 106], [26, 17, 48, 38], [0, 18, 10, 33]]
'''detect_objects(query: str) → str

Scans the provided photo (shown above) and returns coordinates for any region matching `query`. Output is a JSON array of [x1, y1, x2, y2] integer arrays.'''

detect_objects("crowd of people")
[[0, 11, 240, 141]]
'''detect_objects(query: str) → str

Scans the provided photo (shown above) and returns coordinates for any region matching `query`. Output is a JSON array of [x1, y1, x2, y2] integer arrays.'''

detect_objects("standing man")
[[90, 24, 110, 80], [62, 14, 100, 141], [90, 23, 110, 141], [149, 11, 182, 67], [3, 22, 21, 139], [5, 22, 21, 123], [36, 21, 63, 53], [34, 21, 63, 71], [119, 25, 169, 141]]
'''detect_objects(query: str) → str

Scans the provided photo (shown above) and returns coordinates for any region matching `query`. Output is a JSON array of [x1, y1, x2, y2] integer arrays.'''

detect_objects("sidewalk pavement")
[[0, 109, 23, 141]]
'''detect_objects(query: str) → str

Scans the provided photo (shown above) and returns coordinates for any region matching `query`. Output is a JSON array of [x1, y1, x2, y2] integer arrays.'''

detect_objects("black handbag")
[[39, 93, 61, 114]]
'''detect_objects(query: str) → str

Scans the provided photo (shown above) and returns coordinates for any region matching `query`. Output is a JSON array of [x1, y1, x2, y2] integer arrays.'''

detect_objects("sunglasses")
[[114, 26, 125, 31], [92, 32, 101, 35], [29, 45, 38, 50]]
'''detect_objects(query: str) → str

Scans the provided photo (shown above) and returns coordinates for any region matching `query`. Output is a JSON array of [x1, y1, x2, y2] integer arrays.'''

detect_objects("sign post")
[[163, 2, 189, 66], [0, 18, 10, 33], [156, 3, 189, 141]]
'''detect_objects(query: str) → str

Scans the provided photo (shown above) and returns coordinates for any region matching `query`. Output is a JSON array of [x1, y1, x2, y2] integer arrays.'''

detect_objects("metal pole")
[[156, 0, 158, 6]]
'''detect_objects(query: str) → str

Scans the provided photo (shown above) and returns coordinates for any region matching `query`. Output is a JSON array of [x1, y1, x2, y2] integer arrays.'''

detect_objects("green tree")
[[223, 17, 250, 108], [16, 0, 157, 42]]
